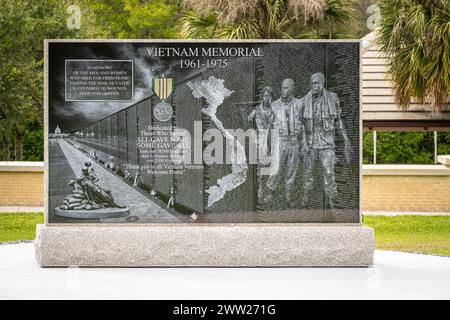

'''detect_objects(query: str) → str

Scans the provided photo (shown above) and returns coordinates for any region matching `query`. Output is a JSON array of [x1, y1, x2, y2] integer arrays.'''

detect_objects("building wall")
[[1, 162, 450, 212], [363, 175, 450, 212], [363, 165, 450, 212], [0, 162, 44, 206]]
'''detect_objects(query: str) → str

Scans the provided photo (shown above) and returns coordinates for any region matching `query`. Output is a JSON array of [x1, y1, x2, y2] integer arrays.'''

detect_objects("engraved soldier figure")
[[167, 186, 175, 208], [247, 86, 274, 199], [300, 73, 352, 209], [264, 79, 302, 207]]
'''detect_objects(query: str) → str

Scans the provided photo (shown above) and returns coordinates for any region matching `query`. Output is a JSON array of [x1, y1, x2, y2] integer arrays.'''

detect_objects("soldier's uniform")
[[248, 102, 274, 199], [248, 103, 274, 163], [301, 89, 341, 207], [248, 86, 274, 199], [266, 97, 302, 203]]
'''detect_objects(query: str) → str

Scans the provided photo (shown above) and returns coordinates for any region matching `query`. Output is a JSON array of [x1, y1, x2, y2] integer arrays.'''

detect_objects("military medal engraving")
[[153, 78, 174, 122]]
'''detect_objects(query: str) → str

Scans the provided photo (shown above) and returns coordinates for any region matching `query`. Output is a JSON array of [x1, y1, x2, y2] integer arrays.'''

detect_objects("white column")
[[434, 131, 438, 164], [373, 130, 377, 165]]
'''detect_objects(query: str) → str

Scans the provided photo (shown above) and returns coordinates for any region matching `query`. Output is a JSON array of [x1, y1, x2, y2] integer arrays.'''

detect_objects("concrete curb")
[[0, 207, 43, 213], [363, 211, 450, 216]]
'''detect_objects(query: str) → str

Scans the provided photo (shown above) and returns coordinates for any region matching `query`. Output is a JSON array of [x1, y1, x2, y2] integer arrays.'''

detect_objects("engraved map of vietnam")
[[187, 76, 248, 207]]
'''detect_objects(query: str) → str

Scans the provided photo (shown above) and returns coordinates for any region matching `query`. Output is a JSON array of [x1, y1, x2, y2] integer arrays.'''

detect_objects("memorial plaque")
[[37, 40, 374, 267], [65, 60, 134, 101]]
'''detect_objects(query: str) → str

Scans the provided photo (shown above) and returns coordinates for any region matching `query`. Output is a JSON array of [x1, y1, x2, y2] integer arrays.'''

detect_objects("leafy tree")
[[23, 122, 44, 162], [363, 131, 374, 164], [377, 132, 434, 164], [0, 1, 32, 160], [363, 131, 436, 164], [81, 0, 180, 38], [378, 0, 450, 112], [0, 0, 80, 160], [438, 132, 450, 155], [179, 0, 354, 39]]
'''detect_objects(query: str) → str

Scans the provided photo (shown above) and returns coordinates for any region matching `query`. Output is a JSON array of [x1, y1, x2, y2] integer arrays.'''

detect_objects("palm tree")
[[178, 0, 354, 39], [378, 0, 450, 112]]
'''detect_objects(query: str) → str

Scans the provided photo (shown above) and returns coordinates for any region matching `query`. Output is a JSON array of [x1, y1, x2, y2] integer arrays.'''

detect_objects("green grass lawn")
[[364, 215, 450, 256], [0, 213, 44, 242], [0, 213, 449, 256]]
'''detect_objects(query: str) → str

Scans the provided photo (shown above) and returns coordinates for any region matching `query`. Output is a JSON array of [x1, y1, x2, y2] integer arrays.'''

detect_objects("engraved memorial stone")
[[36, 40, 374, 267]]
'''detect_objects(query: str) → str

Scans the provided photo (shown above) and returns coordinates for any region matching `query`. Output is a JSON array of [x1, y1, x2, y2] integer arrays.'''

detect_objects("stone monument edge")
[[38, 39, 374, 267], [35, 224, 374, 267]]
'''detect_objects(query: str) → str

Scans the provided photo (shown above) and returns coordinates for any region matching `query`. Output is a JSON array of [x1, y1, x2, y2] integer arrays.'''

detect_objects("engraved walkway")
[[57, 138, 179, 223]]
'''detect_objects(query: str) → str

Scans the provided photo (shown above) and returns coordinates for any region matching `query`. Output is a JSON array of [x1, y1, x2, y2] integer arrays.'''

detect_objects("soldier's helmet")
[[311, 72, 325, 83], [260, 86, 273, 98]]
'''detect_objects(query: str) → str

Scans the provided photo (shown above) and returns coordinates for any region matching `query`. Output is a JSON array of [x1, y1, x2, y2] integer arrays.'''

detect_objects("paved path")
[[57, 139, 179, 223], [0, 243, 449, 299]]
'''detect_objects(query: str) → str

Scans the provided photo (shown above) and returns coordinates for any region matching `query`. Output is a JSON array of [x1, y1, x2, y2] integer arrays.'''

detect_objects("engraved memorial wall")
[[36, 40, 374, 267]]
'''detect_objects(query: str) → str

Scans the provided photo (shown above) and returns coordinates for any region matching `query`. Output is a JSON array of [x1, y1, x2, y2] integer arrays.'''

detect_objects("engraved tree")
[[178, 0, 354, 39]]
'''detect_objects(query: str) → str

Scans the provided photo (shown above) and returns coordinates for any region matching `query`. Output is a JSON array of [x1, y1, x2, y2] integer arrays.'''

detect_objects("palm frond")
[[288, 0, 325, 23], [318, 0, 355, 38], [218, 20, 260, 39], [378, 0, 450, 112], [178, 11, 219, 38]]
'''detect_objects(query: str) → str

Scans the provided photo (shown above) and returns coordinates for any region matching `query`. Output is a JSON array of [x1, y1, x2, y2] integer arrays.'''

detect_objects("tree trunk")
[[2, 128, 10, 161], [14, 130, 24, 161]]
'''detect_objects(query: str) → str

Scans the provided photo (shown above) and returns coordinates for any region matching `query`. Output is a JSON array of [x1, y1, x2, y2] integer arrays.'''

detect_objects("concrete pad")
[[1, 243, 449, 299]]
